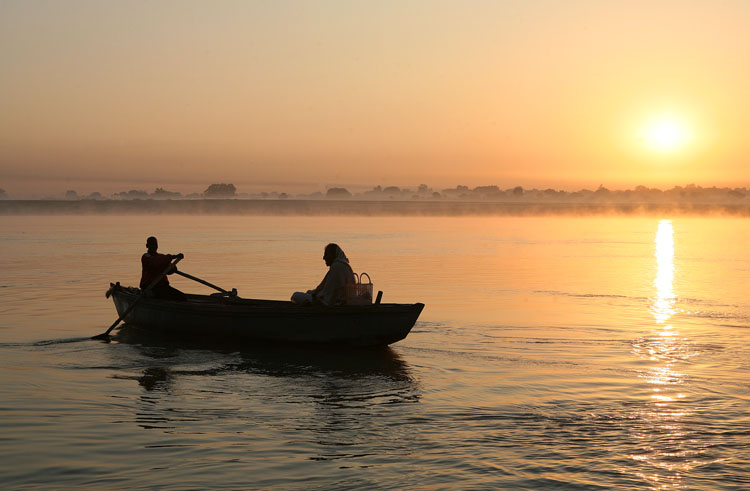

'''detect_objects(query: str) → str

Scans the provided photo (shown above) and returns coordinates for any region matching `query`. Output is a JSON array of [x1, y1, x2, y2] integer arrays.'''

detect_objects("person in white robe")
[[291, 243, 355, 305]]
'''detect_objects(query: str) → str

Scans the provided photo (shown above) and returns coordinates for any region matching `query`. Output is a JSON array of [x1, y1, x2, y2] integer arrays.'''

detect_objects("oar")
[[92, 256, 183, 340], [174, 269, 228, 294]]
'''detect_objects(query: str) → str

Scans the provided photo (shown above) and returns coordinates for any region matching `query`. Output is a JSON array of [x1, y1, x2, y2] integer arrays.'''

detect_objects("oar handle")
[[175, 270, 227, 293], [93, 256, 183, 340]]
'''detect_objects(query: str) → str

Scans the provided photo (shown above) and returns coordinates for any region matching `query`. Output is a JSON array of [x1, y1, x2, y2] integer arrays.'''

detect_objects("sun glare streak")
[[652, 220, 675, 324], [628, 220, 701, 487]]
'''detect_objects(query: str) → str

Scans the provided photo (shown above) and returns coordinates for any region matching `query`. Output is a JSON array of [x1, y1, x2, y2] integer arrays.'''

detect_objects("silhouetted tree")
[[475, 185, 498, 192], [204, 183, 236, 197], [364, 186, 383, 197], [152, 187, 182, 199], [326, 187, 351, 198], [473, 185, 501, 198], [512, 186, 524, 196], [0, 188, 7, 199], [595, 185, 610, 196], [65, 190, 79, 200]]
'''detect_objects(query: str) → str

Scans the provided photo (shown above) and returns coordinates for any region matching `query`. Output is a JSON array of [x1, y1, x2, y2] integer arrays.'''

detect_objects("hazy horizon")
[[3, 178, 750, 201]]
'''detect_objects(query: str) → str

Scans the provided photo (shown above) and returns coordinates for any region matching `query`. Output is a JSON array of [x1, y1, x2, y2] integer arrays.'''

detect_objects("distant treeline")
[[3, 199, 750, 216], [52, 183, 239, 201], [358, 183, 750, 203], [3, 182, 750, 204]]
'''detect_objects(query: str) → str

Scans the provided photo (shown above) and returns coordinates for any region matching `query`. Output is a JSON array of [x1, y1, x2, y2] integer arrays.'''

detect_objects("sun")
[[641, 116, 690, 152]]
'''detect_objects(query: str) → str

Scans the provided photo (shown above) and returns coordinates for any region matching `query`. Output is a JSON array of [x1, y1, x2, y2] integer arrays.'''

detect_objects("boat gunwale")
[[110, 284, 425, 317]]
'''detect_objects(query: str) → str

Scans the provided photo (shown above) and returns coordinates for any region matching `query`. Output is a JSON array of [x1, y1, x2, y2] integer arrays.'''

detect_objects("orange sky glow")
[[1, 0, 749, 197]]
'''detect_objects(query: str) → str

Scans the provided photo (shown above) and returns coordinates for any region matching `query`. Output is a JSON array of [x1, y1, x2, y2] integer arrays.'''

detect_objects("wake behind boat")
[[107, 283, 424, 347]]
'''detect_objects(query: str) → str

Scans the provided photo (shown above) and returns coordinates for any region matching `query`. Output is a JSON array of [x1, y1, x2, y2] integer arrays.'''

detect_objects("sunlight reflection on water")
[[629, 220, 719, 489], [652, 220, 676, 324]]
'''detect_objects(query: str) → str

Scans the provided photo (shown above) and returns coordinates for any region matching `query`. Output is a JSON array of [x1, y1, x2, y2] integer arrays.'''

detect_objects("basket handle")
[[359, 272, 372, 285]]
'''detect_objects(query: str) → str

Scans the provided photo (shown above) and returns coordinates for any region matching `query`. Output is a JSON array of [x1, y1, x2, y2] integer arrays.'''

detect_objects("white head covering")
[[332, 244, 349, 265]]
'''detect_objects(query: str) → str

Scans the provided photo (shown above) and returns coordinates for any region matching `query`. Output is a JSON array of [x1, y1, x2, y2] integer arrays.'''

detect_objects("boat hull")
[[110, 285, 424, 347]]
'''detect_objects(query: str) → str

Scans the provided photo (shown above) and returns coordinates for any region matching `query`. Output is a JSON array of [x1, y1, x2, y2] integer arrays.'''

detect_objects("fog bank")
[[3, 199, 750, 216]]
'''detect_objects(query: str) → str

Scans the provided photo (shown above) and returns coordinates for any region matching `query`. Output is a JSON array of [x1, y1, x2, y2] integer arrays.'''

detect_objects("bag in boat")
[[347, 272, 373, 305]]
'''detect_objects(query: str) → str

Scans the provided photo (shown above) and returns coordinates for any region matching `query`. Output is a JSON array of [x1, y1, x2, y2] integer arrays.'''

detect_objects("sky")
[[2, 0, 750, 197]]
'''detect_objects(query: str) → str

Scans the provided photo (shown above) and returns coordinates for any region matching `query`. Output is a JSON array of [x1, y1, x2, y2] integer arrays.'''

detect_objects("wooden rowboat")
[[109, 283, 424, 347]]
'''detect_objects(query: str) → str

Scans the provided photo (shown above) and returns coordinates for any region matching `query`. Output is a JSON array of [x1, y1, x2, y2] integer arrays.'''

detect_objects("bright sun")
[[641, 116, 690, 152]]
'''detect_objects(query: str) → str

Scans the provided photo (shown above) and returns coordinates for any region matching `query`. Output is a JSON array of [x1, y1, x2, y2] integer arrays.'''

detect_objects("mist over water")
[[1, 215, 749, 489], [3, 199, 750, 216]]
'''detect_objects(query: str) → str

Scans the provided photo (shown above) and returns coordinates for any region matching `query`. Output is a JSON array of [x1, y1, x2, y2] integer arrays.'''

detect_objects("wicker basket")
[[347, 272, 373, 305]]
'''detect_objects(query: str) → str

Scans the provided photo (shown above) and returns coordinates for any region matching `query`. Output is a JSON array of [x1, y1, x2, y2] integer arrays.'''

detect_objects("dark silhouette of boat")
[[109, 284, 424, 347]]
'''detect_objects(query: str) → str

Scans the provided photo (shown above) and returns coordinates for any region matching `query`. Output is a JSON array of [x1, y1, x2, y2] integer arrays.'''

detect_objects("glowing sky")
[[2, 0, 749, 196]]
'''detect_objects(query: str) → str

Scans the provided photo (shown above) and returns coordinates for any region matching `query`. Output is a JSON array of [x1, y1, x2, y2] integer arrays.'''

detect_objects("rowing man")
[[141, 236, 186, 301]]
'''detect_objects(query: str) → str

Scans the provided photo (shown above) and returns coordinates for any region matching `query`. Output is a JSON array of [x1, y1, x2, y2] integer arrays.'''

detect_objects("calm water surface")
[[1, 215, 749, 489]]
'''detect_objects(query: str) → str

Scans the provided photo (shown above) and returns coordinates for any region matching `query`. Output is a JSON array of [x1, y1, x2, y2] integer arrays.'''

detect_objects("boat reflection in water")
[[629, 220, 709, 488], [115, 323, 417, 385], [112, 324, 420, 445]]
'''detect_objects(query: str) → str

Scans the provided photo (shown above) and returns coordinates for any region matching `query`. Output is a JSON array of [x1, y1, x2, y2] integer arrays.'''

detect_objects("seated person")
[[141, 236, 186, 301], [291, 243, 355, 305]]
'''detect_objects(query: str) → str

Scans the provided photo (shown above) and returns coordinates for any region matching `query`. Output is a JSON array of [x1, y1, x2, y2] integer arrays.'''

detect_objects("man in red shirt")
[[141, 236, 186, 301]]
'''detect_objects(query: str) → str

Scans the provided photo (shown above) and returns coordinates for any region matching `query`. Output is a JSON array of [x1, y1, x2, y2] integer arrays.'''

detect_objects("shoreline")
[[2, 199, 750, 216]]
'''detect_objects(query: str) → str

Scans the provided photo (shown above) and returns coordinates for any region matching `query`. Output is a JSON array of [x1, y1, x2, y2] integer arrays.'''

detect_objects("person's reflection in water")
[[291, 243, 355, 305], [138, 366, 172, 391], [141, 236, 186, 301]]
